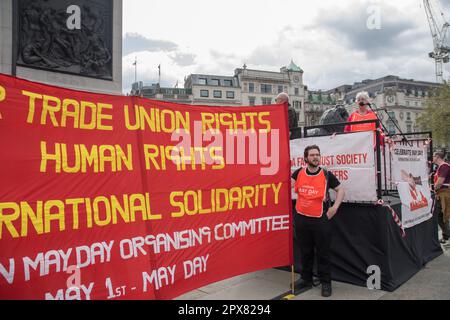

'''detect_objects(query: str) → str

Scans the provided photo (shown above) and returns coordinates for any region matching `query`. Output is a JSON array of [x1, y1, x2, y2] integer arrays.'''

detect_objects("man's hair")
[[276, 92, 289, 103], [304, 145, 321, 158], [434, 151, 445, 160]]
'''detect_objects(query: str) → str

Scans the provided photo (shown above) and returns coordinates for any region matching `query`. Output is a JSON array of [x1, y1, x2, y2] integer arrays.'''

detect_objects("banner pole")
[[376, 122, 383, 200]]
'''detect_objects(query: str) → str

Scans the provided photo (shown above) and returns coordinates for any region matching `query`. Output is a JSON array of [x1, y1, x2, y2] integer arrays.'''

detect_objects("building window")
[[224, 79, 233, 87], [406, 101, 410, 107], [262, 97, 272, 105], [278, 86, 283, 94], [415, 102, 419, 107], [249, 97, 256, 106], [295, 88, 299, 96], [198, 78, 207, 85], [249, 83, 255, 93], [210, 79, 219, 86], [200, 90, 209, 97], [407, 112, 411, 121], [261, 84, 272, 94], [213, 90, 222, 98], [226, 91, 235, 99], [407, 124, 412, 133], [388, 124, 396, 135], [388, 111, 396, 119]]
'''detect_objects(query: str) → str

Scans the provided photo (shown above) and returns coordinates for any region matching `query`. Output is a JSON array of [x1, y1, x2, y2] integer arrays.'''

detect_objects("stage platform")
[[290, 200, 443, 292]]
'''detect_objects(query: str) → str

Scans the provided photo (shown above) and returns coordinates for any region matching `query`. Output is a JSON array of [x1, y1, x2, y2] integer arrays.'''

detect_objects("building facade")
[[131, 61, 309, 126], [332, 75, 439, 135], [235, 61, 307, 125], [131, 82, 193, 104], [0, 0, 123, 94], [131, 66, 437, 135], [184, 74, 242, 106]]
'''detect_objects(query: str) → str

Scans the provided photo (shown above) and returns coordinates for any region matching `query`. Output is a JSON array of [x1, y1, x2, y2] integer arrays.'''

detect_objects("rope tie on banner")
[[423, 138, 432, 149], [376, 199, 406, 238]]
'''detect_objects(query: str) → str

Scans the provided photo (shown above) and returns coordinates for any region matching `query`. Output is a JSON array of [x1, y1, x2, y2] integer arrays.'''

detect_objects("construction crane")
[[424, 0, 450, 83]]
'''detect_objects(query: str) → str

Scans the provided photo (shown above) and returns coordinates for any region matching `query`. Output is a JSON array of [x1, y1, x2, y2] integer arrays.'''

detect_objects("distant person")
[[433, 151, 450, 246], [276, 92, 300, 140], [291, 145, 345, 297]]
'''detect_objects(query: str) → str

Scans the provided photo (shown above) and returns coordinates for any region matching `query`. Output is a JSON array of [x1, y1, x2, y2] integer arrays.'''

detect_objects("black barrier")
[[329, 201, 443, 292]]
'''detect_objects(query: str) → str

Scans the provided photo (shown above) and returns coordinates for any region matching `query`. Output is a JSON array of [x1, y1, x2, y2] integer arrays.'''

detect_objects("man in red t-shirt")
[[433, 151, 450, 245], [291, 145, 345, 297]]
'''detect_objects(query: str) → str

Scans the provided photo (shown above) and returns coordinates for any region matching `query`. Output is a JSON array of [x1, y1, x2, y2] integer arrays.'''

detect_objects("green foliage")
[[417, 85, 450, 147]]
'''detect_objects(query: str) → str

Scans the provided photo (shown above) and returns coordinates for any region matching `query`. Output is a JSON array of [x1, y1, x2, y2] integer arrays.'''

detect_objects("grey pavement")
[[176, 245, 450, 300]]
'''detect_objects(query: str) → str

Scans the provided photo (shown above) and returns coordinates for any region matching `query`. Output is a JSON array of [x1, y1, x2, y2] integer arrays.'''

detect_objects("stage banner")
[[0, 74, 292, 300], [290, 131, 377, 202], [391, 141, 432, 229]]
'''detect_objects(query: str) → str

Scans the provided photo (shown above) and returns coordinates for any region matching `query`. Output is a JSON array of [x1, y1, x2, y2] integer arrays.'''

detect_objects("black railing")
[[302, 120, 383, 200], [297, 121, 434, 202], [387, 131, 433, 164]]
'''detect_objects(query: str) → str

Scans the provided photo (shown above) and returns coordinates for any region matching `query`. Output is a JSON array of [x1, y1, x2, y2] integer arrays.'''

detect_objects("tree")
[[417, 85, 450, 147]]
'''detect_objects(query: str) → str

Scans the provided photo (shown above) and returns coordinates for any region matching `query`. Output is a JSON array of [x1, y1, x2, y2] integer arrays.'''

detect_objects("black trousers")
[[435, 197, 450, 240], [294, 212, 333, 284]]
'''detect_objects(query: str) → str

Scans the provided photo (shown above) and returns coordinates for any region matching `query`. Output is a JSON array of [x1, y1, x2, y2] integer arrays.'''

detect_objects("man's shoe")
[[294, 279, 313, 291], [440, 238, 449, 246], [312, 277, 321, 287], [321, 283, 332, 297]]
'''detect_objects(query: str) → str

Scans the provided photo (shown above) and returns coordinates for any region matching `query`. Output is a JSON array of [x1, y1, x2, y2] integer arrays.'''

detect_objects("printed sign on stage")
[[290, 131, 378, 202], [391, 141, 433, 229]]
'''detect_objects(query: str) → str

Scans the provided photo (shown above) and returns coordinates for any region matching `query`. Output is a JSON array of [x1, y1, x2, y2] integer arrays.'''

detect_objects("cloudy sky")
[[122, 0, 450, 93]]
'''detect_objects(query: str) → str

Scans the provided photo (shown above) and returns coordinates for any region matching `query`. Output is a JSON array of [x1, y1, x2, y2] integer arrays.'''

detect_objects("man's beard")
[[306, 160, 319, 168]]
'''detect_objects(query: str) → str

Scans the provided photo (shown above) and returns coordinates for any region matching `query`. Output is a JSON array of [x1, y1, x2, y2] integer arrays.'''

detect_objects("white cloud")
[[122, 0, 450, 93]]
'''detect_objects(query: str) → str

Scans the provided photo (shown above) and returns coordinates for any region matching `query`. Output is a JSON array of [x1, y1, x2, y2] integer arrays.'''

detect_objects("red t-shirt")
[[435, 163, 450, 189], [344, 111, 385, 147], [344, 111, 378, 132]]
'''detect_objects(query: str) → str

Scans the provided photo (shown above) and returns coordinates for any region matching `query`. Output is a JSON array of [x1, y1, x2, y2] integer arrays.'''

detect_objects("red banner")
[[0, 74, 292, 300]]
